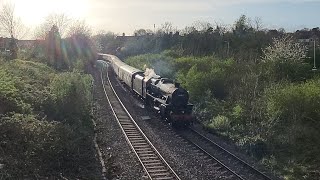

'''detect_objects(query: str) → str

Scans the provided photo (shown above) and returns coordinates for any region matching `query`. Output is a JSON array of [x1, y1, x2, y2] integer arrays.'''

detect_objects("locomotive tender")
[[98, 53, 193, 126]]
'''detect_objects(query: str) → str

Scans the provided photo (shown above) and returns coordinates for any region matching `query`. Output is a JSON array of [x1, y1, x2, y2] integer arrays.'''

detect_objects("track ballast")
[[100, 67, 180, 180]]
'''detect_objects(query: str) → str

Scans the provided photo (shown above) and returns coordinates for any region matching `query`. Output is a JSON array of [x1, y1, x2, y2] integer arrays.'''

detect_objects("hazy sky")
[[4, 0, 320, 35]]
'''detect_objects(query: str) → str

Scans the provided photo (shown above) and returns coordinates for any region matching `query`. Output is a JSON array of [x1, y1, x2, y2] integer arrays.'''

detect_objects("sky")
[[2, 0, 320, 36]]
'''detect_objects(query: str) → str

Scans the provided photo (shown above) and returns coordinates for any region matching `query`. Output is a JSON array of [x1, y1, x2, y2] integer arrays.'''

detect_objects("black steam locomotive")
[[98, 54, 193, 126]]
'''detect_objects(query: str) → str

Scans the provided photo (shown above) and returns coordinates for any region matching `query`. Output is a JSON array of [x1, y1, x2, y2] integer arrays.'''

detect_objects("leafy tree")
[[44, 25, 68, 70], [262, 35, 307, 63]]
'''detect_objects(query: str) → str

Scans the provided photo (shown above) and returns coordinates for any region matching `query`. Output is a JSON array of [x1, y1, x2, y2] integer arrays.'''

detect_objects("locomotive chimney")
[[174, 82, 180, 88]]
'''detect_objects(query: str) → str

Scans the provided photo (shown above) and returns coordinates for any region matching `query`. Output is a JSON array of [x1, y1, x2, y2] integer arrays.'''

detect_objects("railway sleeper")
[[139, 154, 157, 158], [124, 129, 138, 133], [120, 121, 134, 124], [132, 142, 148, 146], [137, 150, 155, 154], [130, 137, 145, 141], [121, 124, 135, 127], [130, 139, 146, 142], [121, 124, 136, 128], [140, 156, 159, 160], [125, 131, 140, 134], [145, 163, 164, 167], [136, 151, 154, 155], [116, 114, 128, 119], [143, 160, 162, 164], [150, 172, 171, 177], [151, 177, 174, 180], [148, 169, 169, 173], [134, 145, 150, 149], [146, 166, 167, 170], [127, 134, 142, 138]]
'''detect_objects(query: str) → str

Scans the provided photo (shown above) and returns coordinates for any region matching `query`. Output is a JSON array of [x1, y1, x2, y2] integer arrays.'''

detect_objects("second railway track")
[[100, 66, 180, 180], [178, 127, 275, 180]]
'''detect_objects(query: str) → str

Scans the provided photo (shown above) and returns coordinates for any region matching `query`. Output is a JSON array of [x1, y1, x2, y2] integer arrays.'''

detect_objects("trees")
[[34, 13, 71, 39], [262, 35, 307, 63], [0, 2, 28, 39], [0, 2, 28, 59], [64, 20, 95, 63], [44, 25, 68, 70]]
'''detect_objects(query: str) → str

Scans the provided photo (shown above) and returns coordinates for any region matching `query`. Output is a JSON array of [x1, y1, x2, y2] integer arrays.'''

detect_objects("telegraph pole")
[[312, 39, 317, 71]]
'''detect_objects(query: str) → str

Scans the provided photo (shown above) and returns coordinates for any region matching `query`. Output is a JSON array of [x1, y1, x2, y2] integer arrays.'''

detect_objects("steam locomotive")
[[98, 53, 193, 126]]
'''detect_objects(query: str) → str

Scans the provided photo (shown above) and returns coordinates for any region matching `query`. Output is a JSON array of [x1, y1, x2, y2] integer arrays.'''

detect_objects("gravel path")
[[92, 69, 145, 179]]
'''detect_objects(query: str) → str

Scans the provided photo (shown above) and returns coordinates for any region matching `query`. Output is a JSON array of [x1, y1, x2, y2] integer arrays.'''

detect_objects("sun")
[[11, 0, 88, 26]]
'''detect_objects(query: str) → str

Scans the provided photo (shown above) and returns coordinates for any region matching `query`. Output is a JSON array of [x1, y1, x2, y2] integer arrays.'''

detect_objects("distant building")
[[17, 40, 37, 50], [298, 35, 319, 46], [0, 37, 11, 51]]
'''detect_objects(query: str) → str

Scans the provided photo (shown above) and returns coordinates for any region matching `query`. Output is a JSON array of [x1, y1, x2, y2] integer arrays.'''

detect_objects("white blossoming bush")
[[262, 35, 307, 63]]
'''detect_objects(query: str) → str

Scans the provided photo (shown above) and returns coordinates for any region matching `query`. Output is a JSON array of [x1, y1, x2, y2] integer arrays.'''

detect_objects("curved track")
[[179, 127, 274, 180], [100, 66, 180, 180]]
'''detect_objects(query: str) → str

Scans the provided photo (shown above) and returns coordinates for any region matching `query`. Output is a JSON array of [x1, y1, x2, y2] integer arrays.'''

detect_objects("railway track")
[[100, 66, 180, 180], [178, 127, 274, 180]]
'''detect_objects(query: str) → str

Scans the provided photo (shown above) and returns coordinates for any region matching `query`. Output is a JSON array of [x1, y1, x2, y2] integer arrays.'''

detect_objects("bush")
[[0, 59, 98, 179], [0, 113, 97, 179], [49, 72, 93, 125], [0, 69, 31, 114], [260, 78, 320, 179], [176, 56, 234, 101], [207, 115, 230, 132]]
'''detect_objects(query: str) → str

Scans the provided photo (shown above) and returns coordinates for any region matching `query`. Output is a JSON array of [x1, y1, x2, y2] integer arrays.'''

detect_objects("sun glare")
[[12, 0, 87, 25]]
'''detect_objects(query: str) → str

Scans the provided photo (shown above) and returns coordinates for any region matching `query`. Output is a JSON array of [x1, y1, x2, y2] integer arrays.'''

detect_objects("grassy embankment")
[[0, 58, 100, 179]]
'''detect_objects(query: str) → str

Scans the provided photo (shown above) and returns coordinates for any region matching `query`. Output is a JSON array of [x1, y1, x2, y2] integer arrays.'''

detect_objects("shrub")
[[0, 69, 31, 114], [260, 78, 320, 178], [0, 59, 98, 179], [207, 115, 230, 132], [176, 56, 234, 101], [49, 72, 93, 125], [0, 113, 97, 179]]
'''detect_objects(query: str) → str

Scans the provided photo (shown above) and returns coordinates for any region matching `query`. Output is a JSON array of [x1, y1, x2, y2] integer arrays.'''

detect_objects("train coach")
[[98, 53, 193, 126]]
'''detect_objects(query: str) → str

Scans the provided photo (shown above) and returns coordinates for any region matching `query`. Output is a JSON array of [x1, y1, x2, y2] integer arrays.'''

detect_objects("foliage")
[[207, 115, 230, 132], [0, 113, 97, 179], [0, 69, 30, 114], [31, 20, 96, 72], [262, 35, 307, 63], [49, 72, 93, 125], [260, 79, 320, 179], [175, 56, 234, 101], [0, 58, 98, 179], [123, 32, 319, 178], [44, 25, 68, 70]]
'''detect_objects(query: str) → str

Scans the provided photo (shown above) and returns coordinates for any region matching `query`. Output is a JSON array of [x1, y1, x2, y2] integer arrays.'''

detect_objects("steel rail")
[[100, 65, 180, 180], [189, 127, 273, 180]]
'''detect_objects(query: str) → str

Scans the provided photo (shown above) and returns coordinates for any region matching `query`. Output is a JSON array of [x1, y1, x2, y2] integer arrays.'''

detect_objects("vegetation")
[[0, 57, 98, 178], [1, 4, 319, 178], [123, 31, 320, 179]]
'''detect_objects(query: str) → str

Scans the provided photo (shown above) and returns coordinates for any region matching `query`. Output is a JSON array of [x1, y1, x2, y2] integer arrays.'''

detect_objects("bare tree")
[[158, 22, 176, 34], [0, 2, 28, 39], [34, 13, 71, 39], [67, 19, 91, 37], [253, 17, 263, 31], [192, 21, 212, 32]]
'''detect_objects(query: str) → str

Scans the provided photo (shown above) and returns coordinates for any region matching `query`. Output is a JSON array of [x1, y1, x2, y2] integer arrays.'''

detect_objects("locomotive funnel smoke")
[[144, 68, 159, 80]]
